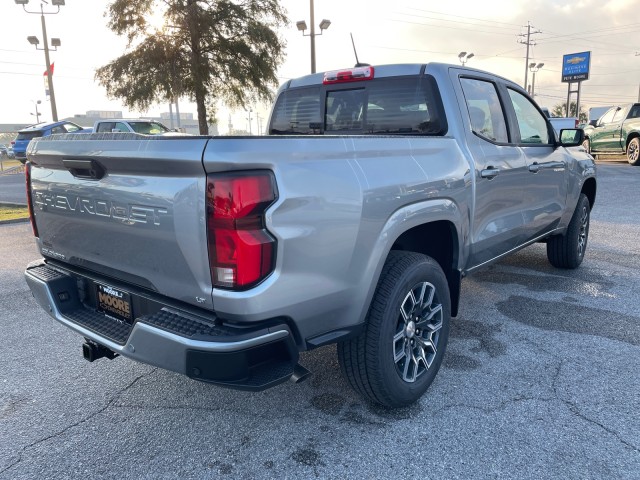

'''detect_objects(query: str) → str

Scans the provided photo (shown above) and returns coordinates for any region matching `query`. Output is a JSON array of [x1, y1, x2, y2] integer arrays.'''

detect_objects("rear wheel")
[[546, 193, 590, 269], [627, 137, 640, 166], [338, 251, 450, 408]]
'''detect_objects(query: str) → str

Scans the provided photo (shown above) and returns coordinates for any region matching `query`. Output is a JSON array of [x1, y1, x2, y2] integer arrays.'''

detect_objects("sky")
[[1, 0, 639, 133]]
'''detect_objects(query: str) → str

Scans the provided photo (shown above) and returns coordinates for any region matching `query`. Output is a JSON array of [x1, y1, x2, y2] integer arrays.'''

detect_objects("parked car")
[[12, 121, 87, 164], [541, 107, 579, 135], [93, 119, 186, 135], [0, 145, 7, 158], [581, 104, 640, 165]]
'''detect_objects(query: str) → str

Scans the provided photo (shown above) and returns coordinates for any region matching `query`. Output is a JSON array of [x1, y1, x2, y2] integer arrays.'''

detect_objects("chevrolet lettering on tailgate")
[[33, 192, 168, 226]]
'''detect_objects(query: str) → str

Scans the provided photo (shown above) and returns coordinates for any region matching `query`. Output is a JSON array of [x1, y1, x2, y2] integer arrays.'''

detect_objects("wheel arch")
[[581, 177, 597, 209], [626, 131, 640, 149], [390, 220, 462, 317]]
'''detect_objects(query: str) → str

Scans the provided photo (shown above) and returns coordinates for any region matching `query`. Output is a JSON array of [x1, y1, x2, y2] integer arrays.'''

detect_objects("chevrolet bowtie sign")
[[562, 51, 591, 83]]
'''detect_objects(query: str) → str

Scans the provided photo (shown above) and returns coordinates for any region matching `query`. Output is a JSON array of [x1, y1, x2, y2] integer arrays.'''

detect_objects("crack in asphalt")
[[0, 368, 157, 476], [550, 360, 640, 455]]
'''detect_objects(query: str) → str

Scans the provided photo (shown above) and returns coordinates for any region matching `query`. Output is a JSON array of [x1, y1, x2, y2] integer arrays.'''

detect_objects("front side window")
[[612, 107, 627, 123], [507, 89, 550, 144], [51, 126, 66, 135], [460, 78, 508, 143], [64, 123, 82, 133], [598, 108, 616, 125]]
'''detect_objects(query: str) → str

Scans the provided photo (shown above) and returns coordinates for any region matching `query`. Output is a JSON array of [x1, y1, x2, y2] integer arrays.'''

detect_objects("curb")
[[0, 201, 28, 208], [0, 217, 29, 225]]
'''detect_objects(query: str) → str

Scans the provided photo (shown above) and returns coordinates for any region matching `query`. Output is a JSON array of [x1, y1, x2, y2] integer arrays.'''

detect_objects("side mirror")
[[588, 119, 597, 127], [558, 128, 585, 147]]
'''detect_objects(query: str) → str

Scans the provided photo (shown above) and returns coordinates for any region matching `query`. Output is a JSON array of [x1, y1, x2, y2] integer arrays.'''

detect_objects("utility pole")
[[518, 22, 541, 90], [256, 112, 263, 135], [246, 109, 253, 135]]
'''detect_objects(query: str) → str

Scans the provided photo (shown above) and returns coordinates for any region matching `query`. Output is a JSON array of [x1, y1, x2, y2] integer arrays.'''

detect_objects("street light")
[[529, 62, 544, 97], [296, 0, 331, 74], [458, 51, 474, 66], [31, 100, 42, 123], [15, 0, 65, 122]]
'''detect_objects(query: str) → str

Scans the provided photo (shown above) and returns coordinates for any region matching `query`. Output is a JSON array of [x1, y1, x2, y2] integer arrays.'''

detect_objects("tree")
[[96, 0, 287, 134], [551, 101, 588, 124]]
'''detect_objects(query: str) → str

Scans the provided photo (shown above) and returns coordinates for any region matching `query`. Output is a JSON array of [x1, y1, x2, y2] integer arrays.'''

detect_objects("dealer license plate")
[[96, 283, 133, 324]]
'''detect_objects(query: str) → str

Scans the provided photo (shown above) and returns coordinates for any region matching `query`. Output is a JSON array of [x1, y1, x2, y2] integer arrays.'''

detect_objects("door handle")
[[481, 167, 500, 179], [528, 163, 540, 173]]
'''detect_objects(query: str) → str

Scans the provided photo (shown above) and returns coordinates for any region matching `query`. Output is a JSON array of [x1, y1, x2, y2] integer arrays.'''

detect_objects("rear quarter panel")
[[203, 136, 470, 345]]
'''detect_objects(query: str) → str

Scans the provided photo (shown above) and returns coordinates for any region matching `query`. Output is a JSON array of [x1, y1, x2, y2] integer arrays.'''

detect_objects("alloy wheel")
[[393, 282, 443, 383]]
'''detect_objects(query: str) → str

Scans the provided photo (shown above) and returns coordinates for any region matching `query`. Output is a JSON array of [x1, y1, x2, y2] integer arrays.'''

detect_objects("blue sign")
[[562, 51, 591, 83]]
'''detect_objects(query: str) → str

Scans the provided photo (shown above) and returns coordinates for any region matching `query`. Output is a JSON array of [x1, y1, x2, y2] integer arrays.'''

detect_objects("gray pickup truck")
[[24, 63, 596, 408]]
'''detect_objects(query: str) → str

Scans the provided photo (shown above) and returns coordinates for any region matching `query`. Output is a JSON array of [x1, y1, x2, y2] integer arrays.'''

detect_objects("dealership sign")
[[562, 51, 591, 82]]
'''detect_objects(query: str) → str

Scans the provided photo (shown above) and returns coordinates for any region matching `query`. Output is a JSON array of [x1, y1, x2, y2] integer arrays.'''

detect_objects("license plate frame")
[[96, 283, 133, 324]]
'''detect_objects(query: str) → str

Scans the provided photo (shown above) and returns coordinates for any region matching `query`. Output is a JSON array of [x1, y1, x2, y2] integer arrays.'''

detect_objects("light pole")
[[458, 51, 474, 66], [296, 0, 331, 74], [31, 100, 42, 123], [529, 62, 544, 97], [15, 0, 65, 122]]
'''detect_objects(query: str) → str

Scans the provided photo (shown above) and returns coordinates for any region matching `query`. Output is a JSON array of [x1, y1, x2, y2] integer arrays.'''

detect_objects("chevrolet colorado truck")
[[24, 64, 596, 408], [581, 103, 640, 165]]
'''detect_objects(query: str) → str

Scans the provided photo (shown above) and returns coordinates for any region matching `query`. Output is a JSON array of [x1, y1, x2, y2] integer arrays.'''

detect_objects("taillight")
[[323, 66, 375, 84], [25, 162, 39, 238], [574, 119, 579, 128], [206, 171, 277, 289]]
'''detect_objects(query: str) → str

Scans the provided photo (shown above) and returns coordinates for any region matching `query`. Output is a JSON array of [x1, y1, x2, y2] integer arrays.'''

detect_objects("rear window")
[[17, 131, 43, 141], [269, 76, 446, 136]]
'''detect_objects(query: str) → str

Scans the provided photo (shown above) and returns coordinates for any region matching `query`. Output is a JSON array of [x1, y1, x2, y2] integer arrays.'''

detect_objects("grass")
[[0, 205, 29, 221], [0, 159, 22, 172]]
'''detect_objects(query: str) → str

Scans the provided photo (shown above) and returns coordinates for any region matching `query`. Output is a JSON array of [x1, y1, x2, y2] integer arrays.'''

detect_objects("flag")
[[43, 62, 55, 77]]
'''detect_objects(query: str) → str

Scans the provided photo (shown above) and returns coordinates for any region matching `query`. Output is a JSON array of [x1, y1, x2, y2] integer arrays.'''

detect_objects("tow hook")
[[82, 341, 118, 362], [290, 364, 311, 384]]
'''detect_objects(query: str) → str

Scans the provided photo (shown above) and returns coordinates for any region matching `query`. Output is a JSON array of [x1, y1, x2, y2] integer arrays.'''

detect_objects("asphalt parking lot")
[[1, 161, 638, 479]]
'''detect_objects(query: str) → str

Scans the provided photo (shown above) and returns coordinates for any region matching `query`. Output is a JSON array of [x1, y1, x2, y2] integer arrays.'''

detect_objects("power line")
[[394, 11, 520, 32], [403, 7, 523, 27], [388, 19, 517, 36]]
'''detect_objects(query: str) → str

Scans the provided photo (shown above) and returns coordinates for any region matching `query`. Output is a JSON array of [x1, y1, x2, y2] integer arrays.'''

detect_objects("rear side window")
[[16, 131, 43, 141], [460, 78, 508, 143], [269, 76, 446, 136]]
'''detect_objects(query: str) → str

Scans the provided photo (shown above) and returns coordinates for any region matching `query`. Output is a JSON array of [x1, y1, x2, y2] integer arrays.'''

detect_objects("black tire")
[[546, 193, 590, 269], [337, 251, 451, 408], [627, 137, 640, 166]]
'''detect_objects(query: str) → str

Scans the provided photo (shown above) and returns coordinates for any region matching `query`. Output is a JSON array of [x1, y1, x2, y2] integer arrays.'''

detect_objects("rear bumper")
[[25, 261, 299, 391]]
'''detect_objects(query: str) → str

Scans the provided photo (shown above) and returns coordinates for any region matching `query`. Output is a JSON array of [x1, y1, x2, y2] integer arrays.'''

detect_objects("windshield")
[[129, 122, 170, 134]]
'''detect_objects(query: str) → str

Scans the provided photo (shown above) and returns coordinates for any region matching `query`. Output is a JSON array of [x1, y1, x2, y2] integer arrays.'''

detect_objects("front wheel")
[[338, 251, 451, 408], [546, 193, 590, 269], [627, 137, 640, 166]]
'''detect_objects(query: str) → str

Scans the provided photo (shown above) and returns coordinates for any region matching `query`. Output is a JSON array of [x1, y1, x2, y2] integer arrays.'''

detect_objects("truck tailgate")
[[28, 134, 213, 309]]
